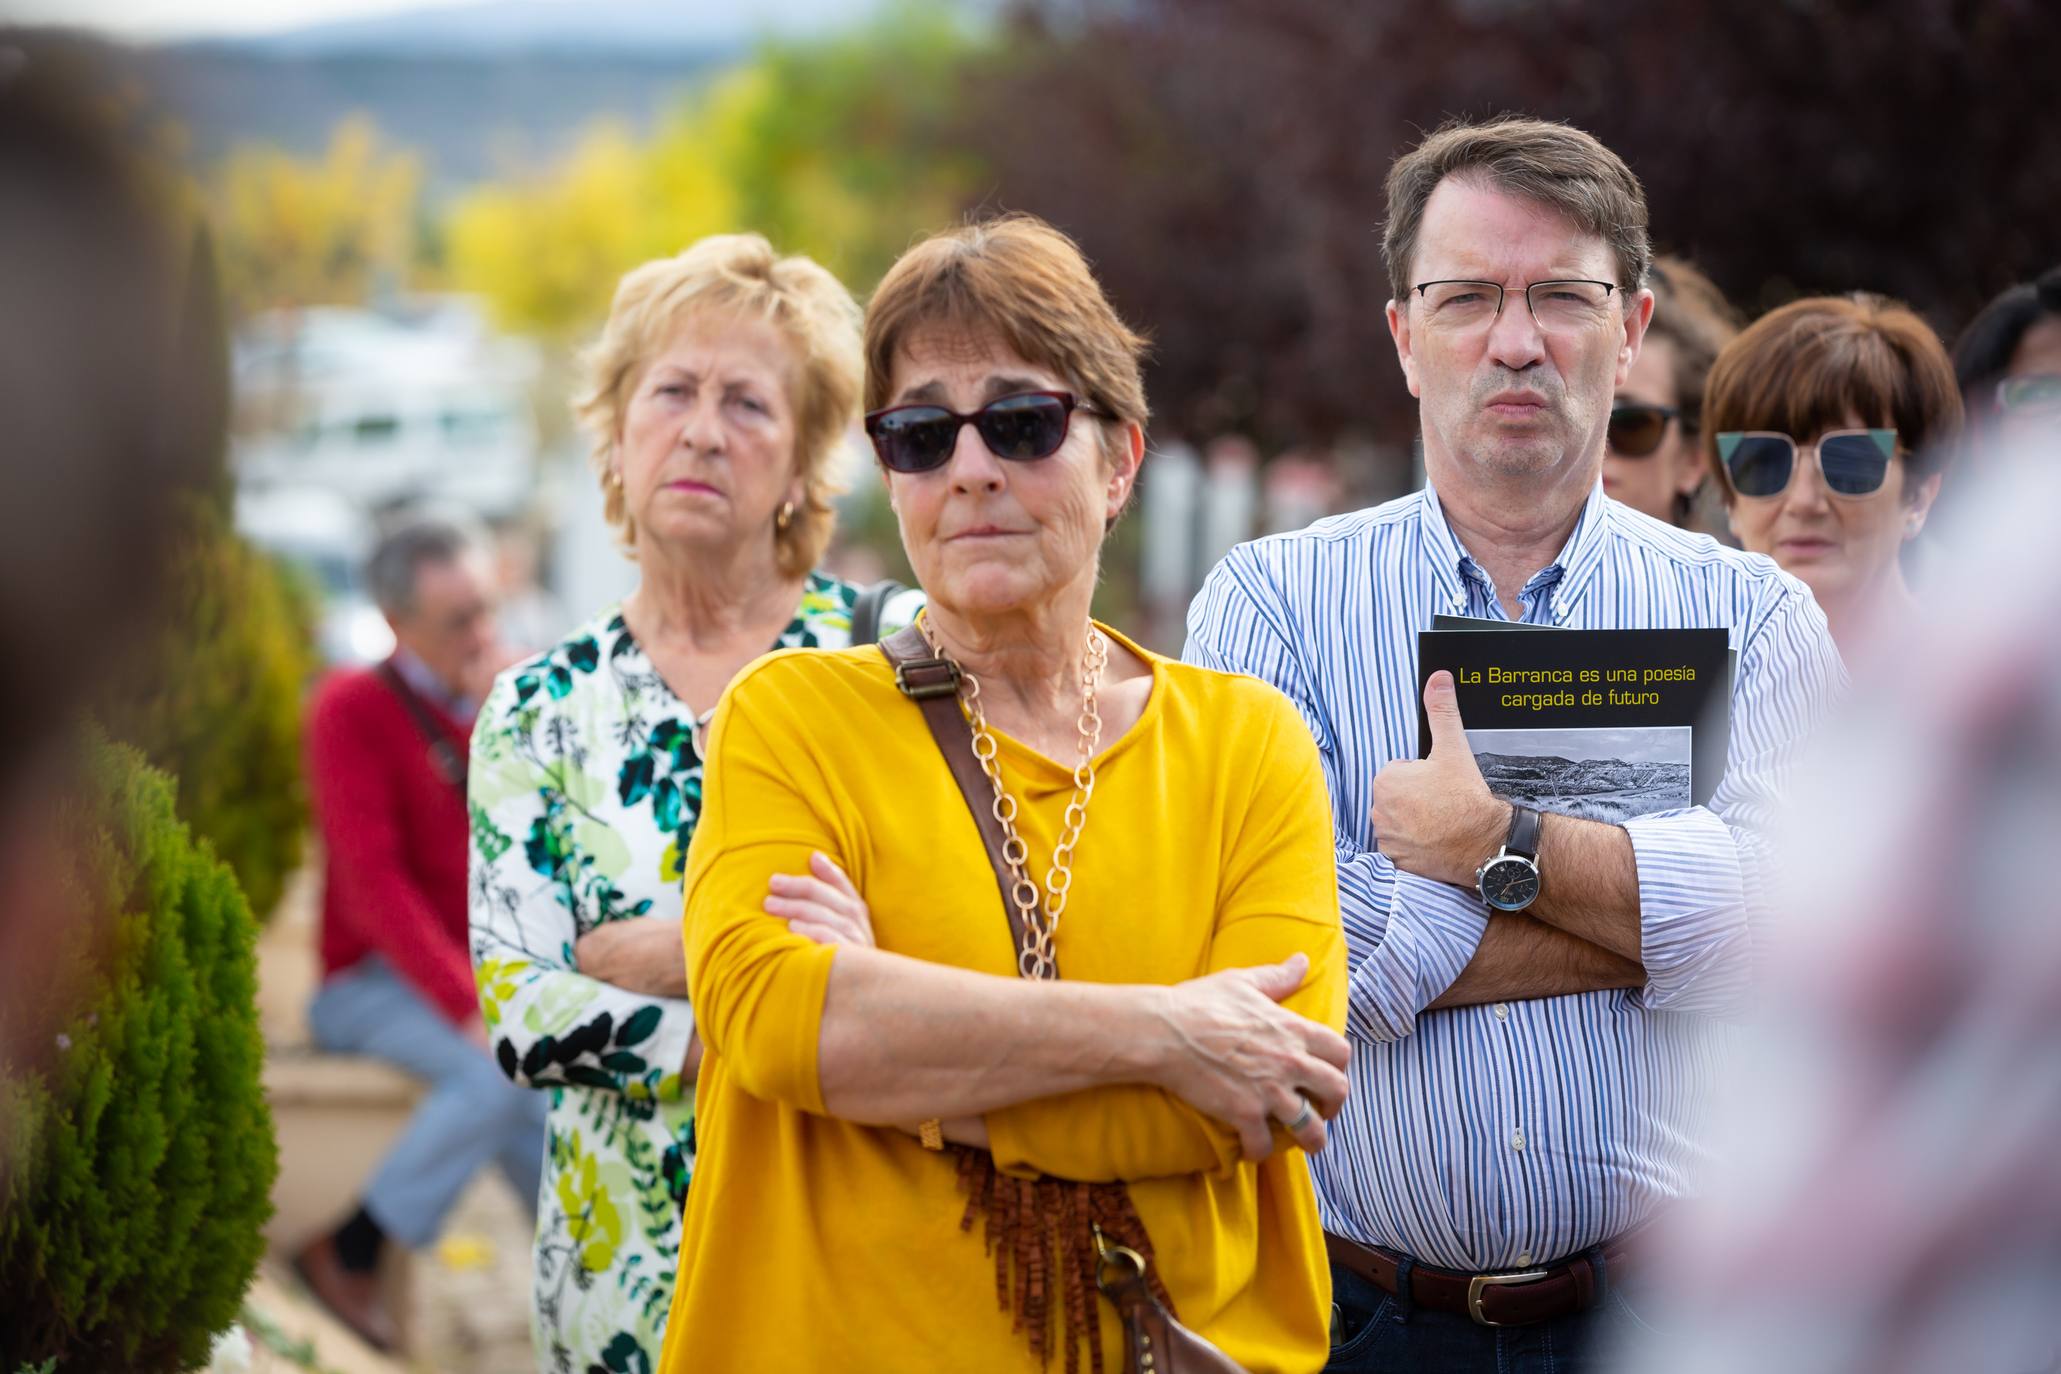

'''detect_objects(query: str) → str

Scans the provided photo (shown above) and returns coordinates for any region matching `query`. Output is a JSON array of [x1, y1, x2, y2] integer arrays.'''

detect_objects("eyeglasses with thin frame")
[[1716, 428, 1900, 500], [1411, 279, 1622, 334], [1607, 403, 1681, 458], [863, 390, 1103, 474]]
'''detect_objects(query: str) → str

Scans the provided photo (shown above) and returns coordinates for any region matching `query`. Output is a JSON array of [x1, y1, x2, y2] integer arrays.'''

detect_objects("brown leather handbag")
[[881, 625, 1247, 1374]]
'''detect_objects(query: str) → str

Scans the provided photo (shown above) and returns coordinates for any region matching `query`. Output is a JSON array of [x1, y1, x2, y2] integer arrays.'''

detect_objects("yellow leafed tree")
[[445, 120, 739, 338], [212, 116, 422, 317], [447, 4, 984, 339]]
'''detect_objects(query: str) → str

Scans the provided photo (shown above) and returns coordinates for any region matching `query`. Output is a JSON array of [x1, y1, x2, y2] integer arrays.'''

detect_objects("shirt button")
[[1518, 1251, 1533, 1267], [1494, 1003, 1509, 1021], [1511, 1130, 1526, 1152]]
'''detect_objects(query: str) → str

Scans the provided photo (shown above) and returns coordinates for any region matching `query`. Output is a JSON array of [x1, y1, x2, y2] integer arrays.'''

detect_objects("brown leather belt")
[[1324, 1230, 1638, 1328]]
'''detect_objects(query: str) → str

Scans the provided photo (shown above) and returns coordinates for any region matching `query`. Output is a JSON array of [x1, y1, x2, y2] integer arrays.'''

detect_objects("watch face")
[[1479, 856, 1541, 912]]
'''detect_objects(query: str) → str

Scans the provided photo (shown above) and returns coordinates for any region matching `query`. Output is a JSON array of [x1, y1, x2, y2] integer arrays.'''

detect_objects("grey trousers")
[[308, 957, 548, 1248]]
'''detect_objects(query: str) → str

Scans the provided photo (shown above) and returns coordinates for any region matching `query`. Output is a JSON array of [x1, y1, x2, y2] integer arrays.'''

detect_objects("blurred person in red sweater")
[[293, 511, 540, 1351]]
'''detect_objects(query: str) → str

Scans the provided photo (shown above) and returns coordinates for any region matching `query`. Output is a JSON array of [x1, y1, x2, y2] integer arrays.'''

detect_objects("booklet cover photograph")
[[1465, 724, 1692, 823]]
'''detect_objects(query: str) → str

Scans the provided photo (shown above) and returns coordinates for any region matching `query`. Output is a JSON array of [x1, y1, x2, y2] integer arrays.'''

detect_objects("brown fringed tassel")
[[950, 1146, 1173, 1370]]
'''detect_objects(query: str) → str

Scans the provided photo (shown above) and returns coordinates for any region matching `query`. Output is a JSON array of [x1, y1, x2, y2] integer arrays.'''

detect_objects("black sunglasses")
[[1607, 404, 1680, 458], [863, 390, 1100, 473], [1717, 428, 1899, 499]]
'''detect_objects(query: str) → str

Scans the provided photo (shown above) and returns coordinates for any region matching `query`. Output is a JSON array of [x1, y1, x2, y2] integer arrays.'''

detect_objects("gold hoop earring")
[[775, 500, 795, 533]]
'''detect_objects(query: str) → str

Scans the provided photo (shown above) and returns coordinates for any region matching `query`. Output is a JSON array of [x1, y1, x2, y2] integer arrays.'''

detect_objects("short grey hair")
[[366, 511, 484, 618], [1382, 115, 1652, 305]]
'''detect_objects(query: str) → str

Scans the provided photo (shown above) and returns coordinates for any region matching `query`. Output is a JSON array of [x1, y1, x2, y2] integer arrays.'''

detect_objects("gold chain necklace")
[[921, 618, 1107, 980]]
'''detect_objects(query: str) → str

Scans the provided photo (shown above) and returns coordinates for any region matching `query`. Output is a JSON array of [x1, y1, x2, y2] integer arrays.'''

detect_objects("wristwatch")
[[1475, 804, 1543, 913]]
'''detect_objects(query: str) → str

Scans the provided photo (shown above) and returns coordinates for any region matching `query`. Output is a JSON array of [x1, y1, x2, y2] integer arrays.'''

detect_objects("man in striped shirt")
[[1184, 117, 1844, 1372]]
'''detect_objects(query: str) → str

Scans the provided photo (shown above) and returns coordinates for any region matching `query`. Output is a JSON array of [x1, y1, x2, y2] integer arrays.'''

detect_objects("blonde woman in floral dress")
[[467, 234, 913, 1373]]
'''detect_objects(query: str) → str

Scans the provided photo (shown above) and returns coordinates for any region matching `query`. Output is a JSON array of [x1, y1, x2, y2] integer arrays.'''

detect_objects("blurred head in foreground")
[[0, 29, 224, 1143], [1613, 423, 2061, 1374]]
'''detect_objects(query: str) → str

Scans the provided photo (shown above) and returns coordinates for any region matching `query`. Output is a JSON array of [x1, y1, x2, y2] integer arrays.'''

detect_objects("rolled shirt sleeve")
[[1626, 580, 1845, 1015]]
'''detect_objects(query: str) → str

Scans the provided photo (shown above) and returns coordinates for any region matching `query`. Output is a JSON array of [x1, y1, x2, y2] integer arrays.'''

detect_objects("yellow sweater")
[[662, 625, 1345, 1373]]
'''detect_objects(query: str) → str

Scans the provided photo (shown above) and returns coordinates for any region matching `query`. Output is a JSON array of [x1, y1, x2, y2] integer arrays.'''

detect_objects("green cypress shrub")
[[101, 499, 314, 922], [0, 735, 277, 1372]]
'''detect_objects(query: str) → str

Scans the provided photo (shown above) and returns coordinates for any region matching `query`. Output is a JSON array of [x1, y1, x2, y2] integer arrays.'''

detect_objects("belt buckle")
[[1466, 1268, 1548, 1327]]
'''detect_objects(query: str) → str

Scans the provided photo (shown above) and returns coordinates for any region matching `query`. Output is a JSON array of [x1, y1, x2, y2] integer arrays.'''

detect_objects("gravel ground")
[[260, 853, 541, 1374], [413, 1173, 538, 1373]]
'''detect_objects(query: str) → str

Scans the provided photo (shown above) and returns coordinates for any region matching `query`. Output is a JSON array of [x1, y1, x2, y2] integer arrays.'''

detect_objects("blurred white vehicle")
[[232, 297, 541, 519], [233, 484, 393, 666]]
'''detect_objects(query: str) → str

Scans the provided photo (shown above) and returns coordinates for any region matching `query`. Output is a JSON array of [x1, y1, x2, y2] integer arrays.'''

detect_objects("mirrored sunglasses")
[[1717, 428, 1899, 499], [1607, 404, 1679, 458], [863, 390, 1097, 474]]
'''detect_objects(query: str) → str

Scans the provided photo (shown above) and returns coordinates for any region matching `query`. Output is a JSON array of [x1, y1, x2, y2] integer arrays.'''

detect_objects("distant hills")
[[81, 0, 884, 189], [138, 46, 723, 187], [179, 0, 873, 59]]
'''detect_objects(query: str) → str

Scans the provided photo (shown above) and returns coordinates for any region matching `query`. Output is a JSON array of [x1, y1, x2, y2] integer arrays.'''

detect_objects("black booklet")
[[1418, 620, 1731, 815]]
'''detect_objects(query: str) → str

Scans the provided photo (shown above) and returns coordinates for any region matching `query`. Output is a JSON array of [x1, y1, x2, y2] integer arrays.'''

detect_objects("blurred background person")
[[663, 212, 1346, 1374], [1705, 294, 1960, 662], [489, 512, 571, 655], [1952, 264, 2061, 450], [467, 234, 897, 1374], [296, 510, 538, 1352], [1608, 431, 2061, 1374], [1603, 254, 1742, 530]]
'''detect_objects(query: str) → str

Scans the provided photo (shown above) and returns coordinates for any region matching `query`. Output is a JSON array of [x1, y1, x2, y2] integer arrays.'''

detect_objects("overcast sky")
[[0, 0, 482, 40]]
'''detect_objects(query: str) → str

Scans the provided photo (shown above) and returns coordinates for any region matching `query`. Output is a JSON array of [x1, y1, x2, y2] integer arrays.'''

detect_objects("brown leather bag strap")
[[878, 623, 1051, 977]]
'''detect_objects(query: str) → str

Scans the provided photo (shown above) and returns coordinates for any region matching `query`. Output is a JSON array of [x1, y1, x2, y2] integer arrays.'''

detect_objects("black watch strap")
[[1505, 804, 1542, 860]]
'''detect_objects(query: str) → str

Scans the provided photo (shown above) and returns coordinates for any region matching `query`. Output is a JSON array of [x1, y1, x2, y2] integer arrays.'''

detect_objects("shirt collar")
[[390, 645, 474, 721], [1419, 479, 1613, 624]]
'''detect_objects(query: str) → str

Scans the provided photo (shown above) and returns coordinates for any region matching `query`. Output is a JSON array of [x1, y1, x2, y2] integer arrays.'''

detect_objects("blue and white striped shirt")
[[1183, 480, 1844, 1271]]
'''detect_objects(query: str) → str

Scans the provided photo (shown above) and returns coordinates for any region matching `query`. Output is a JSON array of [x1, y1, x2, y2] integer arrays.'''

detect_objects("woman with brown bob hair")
[[1705, 293, 1960, 657], [661, 214, 1349, 1371]]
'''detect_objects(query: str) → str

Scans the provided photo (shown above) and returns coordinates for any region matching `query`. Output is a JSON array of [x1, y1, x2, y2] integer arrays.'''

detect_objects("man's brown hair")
[[1382, 115, 1652, 304], [862, 214, 1150, 455], [1704, 293, 1963, 500]]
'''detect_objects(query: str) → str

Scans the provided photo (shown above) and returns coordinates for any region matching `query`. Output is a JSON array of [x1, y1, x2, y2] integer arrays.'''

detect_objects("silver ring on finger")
[[1283, 1094, 1314, 1133]]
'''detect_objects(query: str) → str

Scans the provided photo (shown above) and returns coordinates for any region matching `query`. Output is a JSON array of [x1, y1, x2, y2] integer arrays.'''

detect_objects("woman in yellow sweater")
[[663, 215, 1350, 1373]]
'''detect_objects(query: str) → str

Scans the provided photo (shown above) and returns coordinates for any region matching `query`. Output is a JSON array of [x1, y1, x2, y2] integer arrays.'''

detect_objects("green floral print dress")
[[468, 572, 906, 1374]]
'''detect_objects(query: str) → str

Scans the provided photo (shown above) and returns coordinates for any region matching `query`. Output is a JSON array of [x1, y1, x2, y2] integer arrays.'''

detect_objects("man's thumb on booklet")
[[1422, 670, 1475, 764]]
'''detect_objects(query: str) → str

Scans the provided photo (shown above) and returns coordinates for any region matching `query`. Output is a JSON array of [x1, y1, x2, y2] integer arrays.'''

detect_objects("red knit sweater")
[[305, 661, 477, 1025]]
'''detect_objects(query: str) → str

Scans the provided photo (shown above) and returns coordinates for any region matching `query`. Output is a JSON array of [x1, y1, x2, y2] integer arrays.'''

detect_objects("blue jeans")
[[308, 957, 548, 1248], [1325, 1254, 1655, 1374]]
